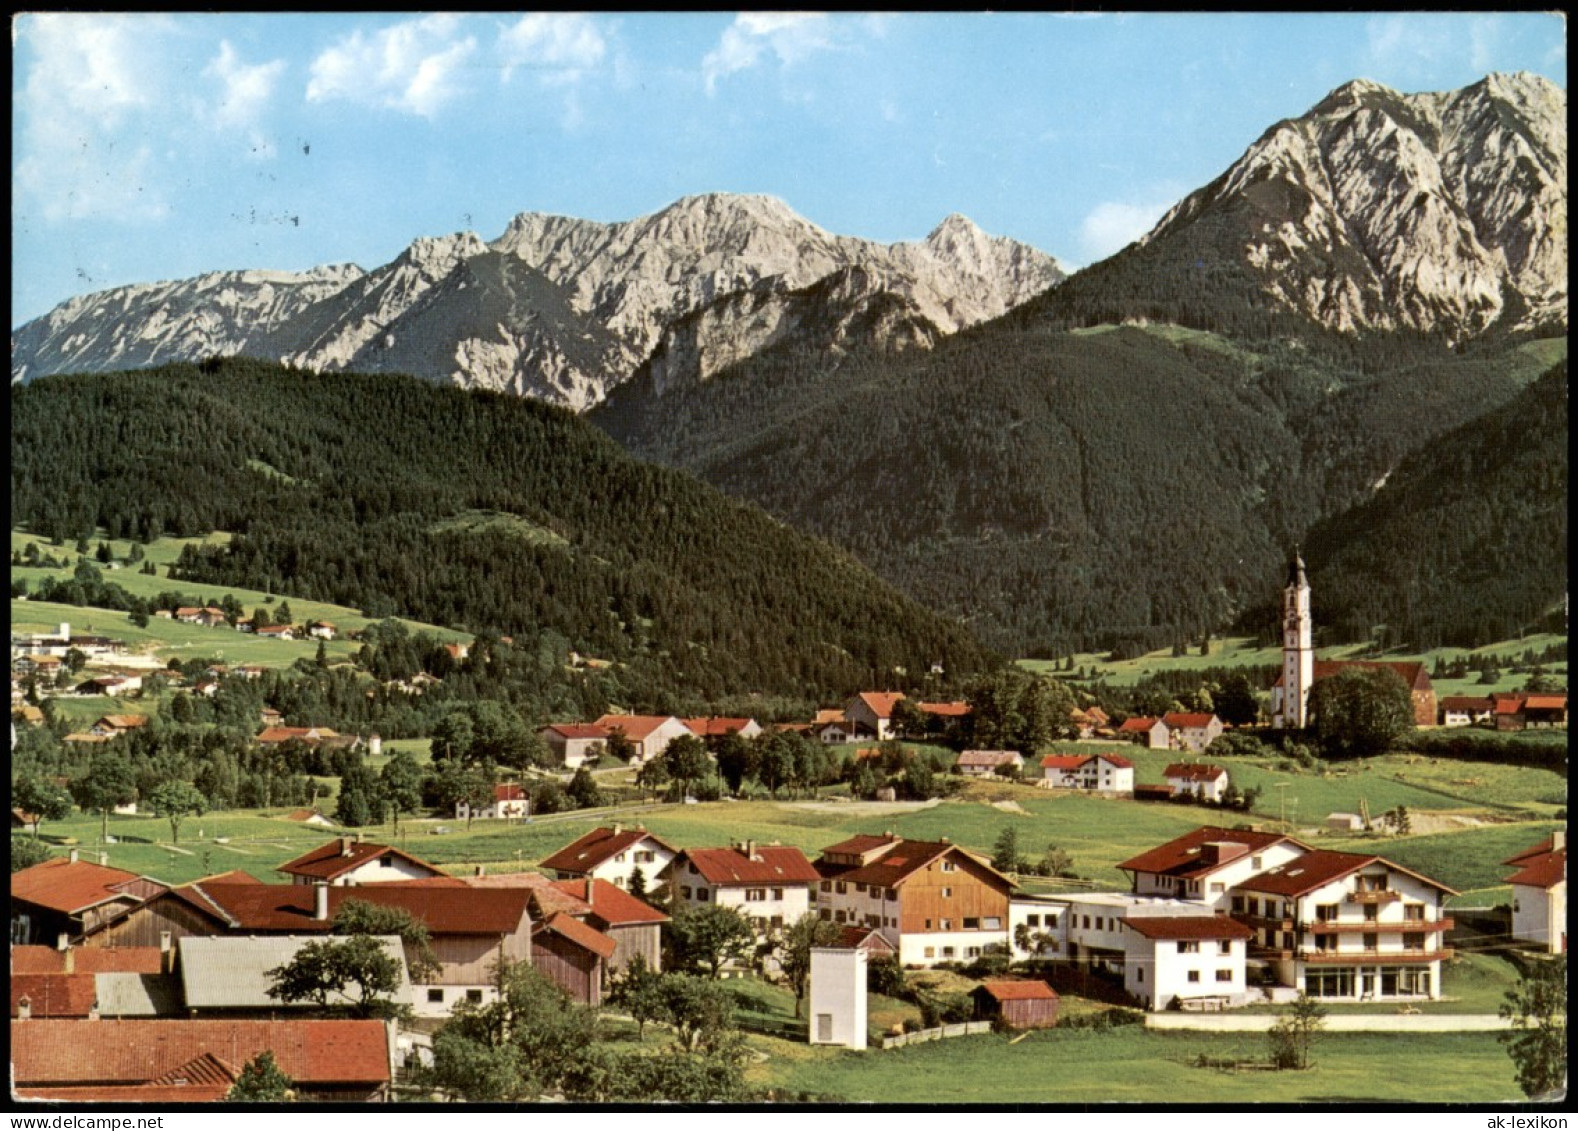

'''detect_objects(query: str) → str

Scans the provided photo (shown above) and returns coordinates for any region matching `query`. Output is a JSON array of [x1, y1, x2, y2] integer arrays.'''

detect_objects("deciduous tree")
[[265, 935, 407, 1020], [146, 780, 207, 845], [668, 903, 755, 978], [1499, 958, 1566, 1099], [70, 752, 137, 841], [11, 776, 72, 839], [776, 913, 842, 1018], [226, 1050, 294, 1103], [1308, 667, 1414, 759]]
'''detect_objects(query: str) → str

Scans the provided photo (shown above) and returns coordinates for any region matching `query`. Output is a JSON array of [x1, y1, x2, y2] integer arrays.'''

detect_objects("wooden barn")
[[971, 979, 1059, 1030]]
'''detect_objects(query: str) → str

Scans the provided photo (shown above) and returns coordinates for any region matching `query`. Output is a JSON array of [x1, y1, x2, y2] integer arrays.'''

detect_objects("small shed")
[[1326, 812, 1366, 832], [972, 979, 1059, 1030]]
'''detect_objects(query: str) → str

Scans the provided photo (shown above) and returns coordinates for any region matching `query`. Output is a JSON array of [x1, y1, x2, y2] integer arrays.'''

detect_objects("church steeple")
[[1276, 549, 1314, 729]]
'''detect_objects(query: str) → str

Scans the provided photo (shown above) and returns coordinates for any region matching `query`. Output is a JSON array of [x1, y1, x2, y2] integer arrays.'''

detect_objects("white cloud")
[[307, 14, 478, 118], [702, 12, 839, 95], [1078, 197, 1176, 263], [204, 40, 286, 129], [15, 14, 173, 223], [498, 13, 606, 84]]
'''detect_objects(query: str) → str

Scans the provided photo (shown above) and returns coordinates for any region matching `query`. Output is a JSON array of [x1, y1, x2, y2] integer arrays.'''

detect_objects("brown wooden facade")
[[531, 931, 603, 1006], [896, 852, 1011, 935]]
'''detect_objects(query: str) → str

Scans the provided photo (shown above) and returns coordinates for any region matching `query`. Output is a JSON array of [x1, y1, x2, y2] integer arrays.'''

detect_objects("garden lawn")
[[747, 1027, 1523, 1103], [1325, 820, 1566, 894]]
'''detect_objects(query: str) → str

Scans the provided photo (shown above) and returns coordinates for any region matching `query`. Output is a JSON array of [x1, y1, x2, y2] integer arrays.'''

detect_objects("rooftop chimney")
[[56, 932, 69, 953], [68, 848, 80, 865], [63, 946, 74, 975], [313, 881, 330, 922], [612, 823, 623, 836], [1201, 842, 1248, 866], [1553, 829, 1566, 852], [98, 852, 108, 866], [340, 836, 353, 858], [940, 836, 950, 845], [745, 839, 758, 861], [160, 931, 175, 974]]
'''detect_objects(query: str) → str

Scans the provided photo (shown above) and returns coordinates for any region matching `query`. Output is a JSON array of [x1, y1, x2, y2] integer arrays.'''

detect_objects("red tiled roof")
[[1495, 698, 1524, 715], [1119, 827, 1306, 880], [543, 723, 613, 740], [1523, 695, 1567, 711], [11, 858, 146, 915], [1440, 696, 1494, 711], [1124, 916, 1254, 941], [1165, 763, 1227, 781], [10, 1019, 390, 1087], [682, 717, 756, 737], [1504, 836, 1563, 866], [97, 714, 149, 730], [19, 1083, 233, 1103], [12, 973, 99, 1017], [10, 946, 164, 975], [1233, 850, 1456, 898], [494, 783, 528, 802], [1101, 753, 1134, 769], [1118, 717, 1160, 733], [1040, 754, 1088, 770], [276, 838, 444, 881], [256, 725, 339, 743], [538, 826, 676, 874], [173, 880, 533, 935], [831, 925, 896, 951], [917, 701, 971, 717], [813, 709, 847, 725], [1506, 848, 1565, 890], [977, 979, 1058, 1002], [1162, 713, 1217, 729], [552, 878, 669, 926], [819, 833, 904, 857], [852, 692, 905, 719], [679, 846, 821, 885], [594, 714, 680, 741], [535, 911, 618, 960], [1273, 660, 1433, 692]]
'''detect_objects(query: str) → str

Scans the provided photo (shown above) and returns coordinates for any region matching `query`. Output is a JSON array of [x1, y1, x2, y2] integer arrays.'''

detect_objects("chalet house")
[[1120, 913, 1253, 1011], [671, 843, 820, 944], [592, 714, 692, 765], [1164, 763, 1229, 803], [1119, 826, 1311, 912], [175, 934, 411, 1016], [1439, 696, 1495, 727], [111, 879, 535, 1017], [1070, 705, 1111, 739], [1039, 752, 1134, 794], [91, 714, 150, 737], [682, 716, 764, 741], [307, 621, 337, 640], [1231, 850, 1455, 1002], [10, 1019, 393, 1102], [175, 606, 228, 627], [455, 783, 530, 821], [813, 834, 1016, 967], [1492, 693, 1568, 731], [1117, 716, 1168, 748], [813, 717, 861, 745], [256, 625, 296, 641], [260, 707, 285, 727], [279, 807, 336, 828], [538, 722, 612, 768], [539, 825, 678, 891], [256, 725, 347, 748], [972, 980, 1058, 1029], [1272, 660, 1438, 729], [533, 912, 618, 1006], [1161, 712, 1223, 752], [276, 838, 450, 886], [956, 750, 1025, 777], [844, 692, 905, 740], [10, 856, 169, 946], [917, 701, 972, 727], [1503, 832, 1566, 954]]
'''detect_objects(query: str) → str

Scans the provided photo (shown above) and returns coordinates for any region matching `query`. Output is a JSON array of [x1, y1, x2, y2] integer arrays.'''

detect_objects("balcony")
[[1300, 948, 1452, 965], [1308, 918, 1453, 935], [1248, 944, 1294, 961], [1237, 914, 1293, 933], [1346, 890, 1401, 905]]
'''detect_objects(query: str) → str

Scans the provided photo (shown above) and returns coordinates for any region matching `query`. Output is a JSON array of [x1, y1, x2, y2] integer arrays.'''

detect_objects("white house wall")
[[1511, 880, 1565, 953], [1132, 842, 1306, 910]]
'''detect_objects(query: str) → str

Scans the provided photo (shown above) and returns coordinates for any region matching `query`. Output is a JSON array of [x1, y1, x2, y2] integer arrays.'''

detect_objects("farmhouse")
[[682, 716, 763, 740], [1164, 762, 1229, 803], [671, 842, 819, 942], [539, 825, 678, 891], [10, 855, 169, 946], [1038, 752, 1134, 794], [592, 714, 692, 765], [455, 783, 530, 821], [1231, 850, 1455, 1002], [1503, 832, 1566, 954], [955, 749, 1024, 777], [843, 692, 905, 740], [538, 722, 612, 768], [1439, 695, 1494, 727], [813, 834, 1016, 967], [1116, 716, 1168, 748], [1160, 712, 1223, 752], [10, 1019, 393, 1102], [276, 838, 450, 886]]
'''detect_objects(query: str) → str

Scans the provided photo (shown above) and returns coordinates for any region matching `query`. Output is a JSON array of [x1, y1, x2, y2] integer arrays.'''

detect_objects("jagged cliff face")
[[1146, 72, 1567, 339], [10, 193, 1064, 408]]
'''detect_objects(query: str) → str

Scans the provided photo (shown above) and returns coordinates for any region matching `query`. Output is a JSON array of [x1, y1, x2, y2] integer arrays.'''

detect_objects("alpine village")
[[9, 63, 1568, 1107]]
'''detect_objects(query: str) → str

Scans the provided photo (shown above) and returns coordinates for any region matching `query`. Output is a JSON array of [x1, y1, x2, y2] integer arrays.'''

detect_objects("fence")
[[879, 1021, 992, 1049]]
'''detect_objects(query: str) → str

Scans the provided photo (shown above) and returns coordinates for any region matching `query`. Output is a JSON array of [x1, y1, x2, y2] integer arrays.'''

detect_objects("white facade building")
[[808, 946, 868, 1049]]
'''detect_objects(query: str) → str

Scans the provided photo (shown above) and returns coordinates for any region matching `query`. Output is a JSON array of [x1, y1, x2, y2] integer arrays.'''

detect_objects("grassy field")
[[1018, 632, 1567, 695], [745, 1026, 1524, 1103], [1324, 820, 1565, 895]]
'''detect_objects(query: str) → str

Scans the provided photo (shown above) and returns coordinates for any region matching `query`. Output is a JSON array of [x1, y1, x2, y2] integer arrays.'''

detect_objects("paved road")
[[1146, 1012, 1511, 1032]]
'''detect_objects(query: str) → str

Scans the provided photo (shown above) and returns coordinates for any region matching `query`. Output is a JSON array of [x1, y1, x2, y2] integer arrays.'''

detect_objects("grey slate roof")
[[177, 934, 411, 1009], [94, 973, 184, 1017]]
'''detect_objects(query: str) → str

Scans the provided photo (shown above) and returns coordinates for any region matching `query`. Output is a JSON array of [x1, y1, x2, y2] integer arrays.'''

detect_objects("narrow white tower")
[[1278, 551, 1314, 728]]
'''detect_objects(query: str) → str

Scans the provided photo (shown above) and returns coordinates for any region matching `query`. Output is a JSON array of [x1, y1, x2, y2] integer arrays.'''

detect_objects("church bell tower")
[[1278, 550, 1313, 728]]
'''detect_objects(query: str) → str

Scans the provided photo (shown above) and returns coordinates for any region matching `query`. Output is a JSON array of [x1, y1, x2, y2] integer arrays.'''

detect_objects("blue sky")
[[11, 11, 1567, 327]]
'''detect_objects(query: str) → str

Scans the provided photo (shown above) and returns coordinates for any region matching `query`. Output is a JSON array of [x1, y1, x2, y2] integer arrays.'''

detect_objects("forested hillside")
[[596, 313, 1563, 655], [10, 361, 998, 704]]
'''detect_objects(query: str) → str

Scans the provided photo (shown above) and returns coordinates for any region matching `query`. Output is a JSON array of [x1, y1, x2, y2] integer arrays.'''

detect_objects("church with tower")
[[1269, 551, 1438, 729]]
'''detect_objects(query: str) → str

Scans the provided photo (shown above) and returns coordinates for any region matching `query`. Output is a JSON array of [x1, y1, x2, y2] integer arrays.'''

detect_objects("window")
[[1083, 915, 1091, 929], [1219, 940, 1232, 955], [1251, 856, 1262, 870], [427, 988, 445, 1003], [835, 881, 848, 894], [636, 851, 654, 863], [941, 861, 957, 872], [1306, 969, 1354, 998], [1362, 933, 1378, 950], [1026, 914, 1041, 928], [941, 947, 956, 958], [819, 880, 831, 892], [1187, 971, 1201, 983], [925, 919, 932, 930], [1404, 933, 1425, 951], [835, 910, 847, 923], [982, 917, 1002, 930], [1094, 917, 1103, 930], [745, 888, 766, 902], [1363, 904, 1378, 922], [1404, 904, 1425, 921], [1177, 941, 1200, 954], [1216, 970, 1233, 983], [967, 946, 982, 958], [940, 919, 952, 931], [866, 914, 880, 927], [697, 888, 711, 902], [772, 888, 784, 900], [885, 889, 898, 901], [1231, 896, 1245, 914], [1246, 898, 1259, 916], [963, 917, 980, 930], [614, 876, 627, 889], [818, 909, 831, 921], [924, 947, 936, 959], [1316, 904, 1339, 922], [1136, 969, 1144, 982], [614, 852, 627, 863], [466, 989, 483, 1003], [680, 885, 692, 900], [941, 888, 953, 899], [855, 883, 867, 893], [1316, 934, 1337, 952]]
